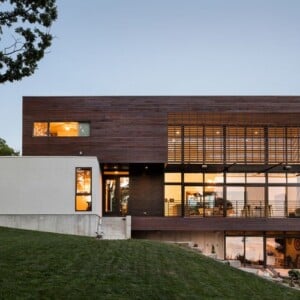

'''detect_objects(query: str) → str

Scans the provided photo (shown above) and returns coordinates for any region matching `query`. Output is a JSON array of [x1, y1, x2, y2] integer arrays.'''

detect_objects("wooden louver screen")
[[168, 125, 300, 165]]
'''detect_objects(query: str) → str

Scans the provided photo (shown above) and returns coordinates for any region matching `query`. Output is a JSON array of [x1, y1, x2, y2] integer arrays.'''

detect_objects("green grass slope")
[[0, 227, 299, 300]]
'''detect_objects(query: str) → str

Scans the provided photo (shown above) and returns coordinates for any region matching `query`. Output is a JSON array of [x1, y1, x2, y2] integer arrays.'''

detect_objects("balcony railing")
[[165, 200, 300, 218]]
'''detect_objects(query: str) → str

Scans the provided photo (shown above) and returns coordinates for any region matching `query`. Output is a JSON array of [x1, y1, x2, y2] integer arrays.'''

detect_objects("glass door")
[[247, 187, 265, 217], [104, 176, 129, 216]]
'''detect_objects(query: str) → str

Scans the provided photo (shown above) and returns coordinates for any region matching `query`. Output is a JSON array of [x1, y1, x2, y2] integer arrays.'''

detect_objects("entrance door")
[[104, 176, 129, 216]]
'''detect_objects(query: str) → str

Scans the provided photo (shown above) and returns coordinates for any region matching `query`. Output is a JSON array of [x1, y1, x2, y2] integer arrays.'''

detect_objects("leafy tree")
[[0, 0, 57, 83], [0, 138, 19, 155]]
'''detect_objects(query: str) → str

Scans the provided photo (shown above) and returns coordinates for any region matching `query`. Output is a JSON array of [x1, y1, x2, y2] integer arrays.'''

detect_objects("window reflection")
[[33, 122, 48, 136], [76, 168, 92, 211], [33, 122, 90, 137]]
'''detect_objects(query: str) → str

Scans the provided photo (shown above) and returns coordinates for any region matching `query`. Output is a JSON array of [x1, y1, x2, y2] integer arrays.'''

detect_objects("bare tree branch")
[[0, 0, 57, 83]]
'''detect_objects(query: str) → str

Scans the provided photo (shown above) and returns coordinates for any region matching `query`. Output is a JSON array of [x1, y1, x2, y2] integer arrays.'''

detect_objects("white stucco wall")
[[0, 156, 101, 215]]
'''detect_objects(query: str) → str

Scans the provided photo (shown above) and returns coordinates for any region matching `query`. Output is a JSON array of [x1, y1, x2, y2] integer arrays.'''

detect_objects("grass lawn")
[[0, 227, 299, 299]]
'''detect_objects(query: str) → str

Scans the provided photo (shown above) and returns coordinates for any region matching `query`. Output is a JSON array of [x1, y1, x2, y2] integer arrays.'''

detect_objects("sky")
[[1, 0, 300, 152]]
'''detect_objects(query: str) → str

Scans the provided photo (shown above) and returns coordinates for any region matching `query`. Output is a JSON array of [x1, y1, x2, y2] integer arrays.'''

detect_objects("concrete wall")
[[0, 214, 99, 236], [0, 156, 101, 215], [0, 214, 131, 239], [133, 231, 224, 259], [101, 216, 131, 239]]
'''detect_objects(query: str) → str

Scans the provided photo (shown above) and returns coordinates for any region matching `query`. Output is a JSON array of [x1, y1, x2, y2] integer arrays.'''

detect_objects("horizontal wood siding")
[[129, 164, 164, 216], [23, 96, 300, 162], [132, 216, 300, 232]]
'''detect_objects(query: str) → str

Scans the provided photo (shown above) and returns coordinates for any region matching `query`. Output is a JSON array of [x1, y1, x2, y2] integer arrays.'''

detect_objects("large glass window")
[[165, 185, 181, 216], [227, 186, 244, 217], [185, 186, 203, 216], [246, 173, 265, 183], [226, 237, 244, 260], [33, 122, 90, 137], [287, 186, 300, 217], [245, 237, 264, 265], [184, 173, 203, 183], [266, 238, 285, 267], [75, 168, 92, 211], [226, 236, 263, 266], [165, 173, 181, 183], [247, 187, 265, 217], [164, 170, 300, 219], [227, 173, 245, 183], [205, 173, 223, 183], [269, 187, 285, 217], [268, 173, 286, 184]]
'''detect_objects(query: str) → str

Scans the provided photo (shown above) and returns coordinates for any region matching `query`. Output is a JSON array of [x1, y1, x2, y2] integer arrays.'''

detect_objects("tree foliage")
[[0, 138, 19, 155], [0, 0, 57, 83]]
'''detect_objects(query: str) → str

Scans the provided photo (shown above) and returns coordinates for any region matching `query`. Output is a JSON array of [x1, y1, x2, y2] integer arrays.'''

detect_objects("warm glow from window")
[[76, 168, 92, 211], [165, 173, 181, 182], [33, 122, 90, 137], [33, 122, 48, 136]]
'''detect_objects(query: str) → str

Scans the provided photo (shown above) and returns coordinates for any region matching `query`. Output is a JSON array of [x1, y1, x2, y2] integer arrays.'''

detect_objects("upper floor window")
[[33, 122, 90, 137]]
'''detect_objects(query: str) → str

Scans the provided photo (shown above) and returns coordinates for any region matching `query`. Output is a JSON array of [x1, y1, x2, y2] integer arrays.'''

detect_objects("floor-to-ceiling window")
[[164, 171, 300, 218], [166, 123, 300, 218], [226, 234, 300, 268]]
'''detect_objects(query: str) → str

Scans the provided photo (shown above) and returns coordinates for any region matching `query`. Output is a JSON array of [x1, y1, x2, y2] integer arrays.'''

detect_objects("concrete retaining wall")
[[0, 215, 131, 239]]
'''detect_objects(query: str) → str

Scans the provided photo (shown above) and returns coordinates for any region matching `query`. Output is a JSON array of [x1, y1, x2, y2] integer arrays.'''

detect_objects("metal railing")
[[165, 200, 300, 218]]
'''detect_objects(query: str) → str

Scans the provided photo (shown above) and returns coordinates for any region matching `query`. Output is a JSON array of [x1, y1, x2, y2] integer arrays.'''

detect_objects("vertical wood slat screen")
[[184, 126, 203, 163], [226, 127, 245, 163], [168, 125, 300, 164], [168, 126, 182, 163], [204, 126, 223, 163], [245, 127, 265, 164], [268, 127, 285, 163], [287, 127, 300, 163]]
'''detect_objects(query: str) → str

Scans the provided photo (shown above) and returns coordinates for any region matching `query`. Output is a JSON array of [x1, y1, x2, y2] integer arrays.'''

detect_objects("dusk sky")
[[1, 0, 300, 152]]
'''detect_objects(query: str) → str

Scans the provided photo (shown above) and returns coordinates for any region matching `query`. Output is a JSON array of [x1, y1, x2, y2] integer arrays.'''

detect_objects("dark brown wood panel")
[[23, 96, 300, 163], [129, 164, 164, 216], [132, 216, 300, 232]]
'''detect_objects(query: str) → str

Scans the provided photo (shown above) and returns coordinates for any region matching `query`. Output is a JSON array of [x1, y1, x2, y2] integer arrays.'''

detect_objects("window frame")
[[33, 121, 91, 137], [75, 167, 92, 212]]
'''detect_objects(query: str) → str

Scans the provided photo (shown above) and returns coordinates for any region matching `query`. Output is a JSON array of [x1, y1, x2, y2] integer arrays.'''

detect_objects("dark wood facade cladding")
[[23, 96, 300, 163], [22, 96, 300, 233], [129, 164, 164, 216], [132, 216, 300, 232]]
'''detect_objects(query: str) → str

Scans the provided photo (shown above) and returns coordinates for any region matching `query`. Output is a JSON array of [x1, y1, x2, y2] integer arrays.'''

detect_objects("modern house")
[[4, 95, 300, 268]]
